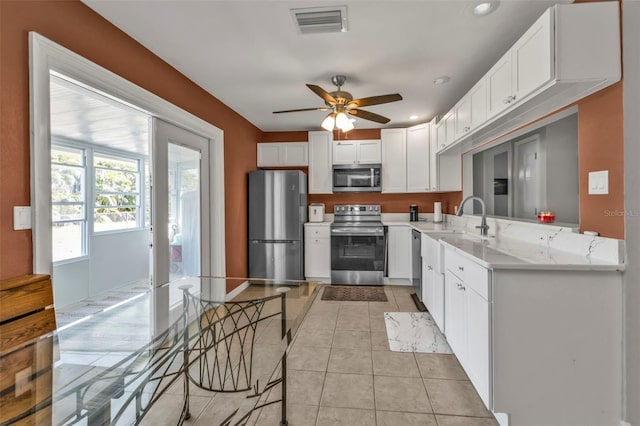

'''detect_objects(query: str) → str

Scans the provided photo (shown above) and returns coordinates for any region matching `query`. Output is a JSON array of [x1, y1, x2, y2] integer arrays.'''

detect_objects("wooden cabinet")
[[257, 142, 308, 167], [333, 139, 381, 165], [406, 123, 430, 193], [381, 129, 407, 193], [387, 226, 411, 279], [308, 131, 333, 194], [304, 224, 330, 279]]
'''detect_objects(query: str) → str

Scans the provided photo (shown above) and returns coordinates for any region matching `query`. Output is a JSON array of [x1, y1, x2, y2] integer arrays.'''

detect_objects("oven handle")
[[330, 228, 385, 237]]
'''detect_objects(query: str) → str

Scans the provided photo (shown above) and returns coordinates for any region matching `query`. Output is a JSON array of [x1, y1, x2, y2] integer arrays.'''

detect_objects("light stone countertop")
[[306, 214, 625, 272]]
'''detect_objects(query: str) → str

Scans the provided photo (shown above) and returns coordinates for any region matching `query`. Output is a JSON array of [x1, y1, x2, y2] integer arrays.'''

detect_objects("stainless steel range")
[[330, 204, 386, 285]]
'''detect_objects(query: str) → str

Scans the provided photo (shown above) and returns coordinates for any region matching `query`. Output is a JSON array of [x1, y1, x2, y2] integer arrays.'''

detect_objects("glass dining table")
[[0, 277, 321, 426]]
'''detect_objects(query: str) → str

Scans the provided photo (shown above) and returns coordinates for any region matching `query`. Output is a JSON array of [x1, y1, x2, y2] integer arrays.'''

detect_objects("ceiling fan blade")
[[306, 84, 337, 105], [347, 93, 403, 108], [273, 107, 331, 114], [347, 108, 391, 124]]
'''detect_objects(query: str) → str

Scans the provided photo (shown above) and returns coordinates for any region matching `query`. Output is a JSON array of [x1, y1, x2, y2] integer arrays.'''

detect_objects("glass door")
[[152, 118, 210, 334]]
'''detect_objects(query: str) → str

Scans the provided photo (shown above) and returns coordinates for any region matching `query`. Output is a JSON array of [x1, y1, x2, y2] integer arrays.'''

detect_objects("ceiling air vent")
[[291, 6, 348, 34]]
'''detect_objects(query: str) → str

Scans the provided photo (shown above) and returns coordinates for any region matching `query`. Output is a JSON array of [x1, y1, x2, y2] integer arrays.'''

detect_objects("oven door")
[[330, 226, 386, 273]]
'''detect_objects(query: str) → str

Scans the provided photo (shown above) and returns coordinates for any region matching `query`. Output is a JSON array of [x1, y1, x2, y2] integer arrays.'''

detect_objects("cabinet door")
[[469, 78, 488, 130], [487, 51, 513, 119], [436, 119, 447, 152], [444, 111, 456, 146], [308, 131, 333, 194], [432, 272, 445, 331], [444, 270, 467, 363], [333, 141, 357, 164], [512, 8, 553, 102], [422, 260, 434, 310], [281, 142, 308, 166], [387, 226, 411, 279], [304, 238, 330, 278], [358, 140, 382, 164], [381, 129, 407, 193], [454, 97, 472, 139], [429, 122, 438, 191], [466, 286, 490, 407], [406, 124, 430, 193], [257, 143, 281, 167]]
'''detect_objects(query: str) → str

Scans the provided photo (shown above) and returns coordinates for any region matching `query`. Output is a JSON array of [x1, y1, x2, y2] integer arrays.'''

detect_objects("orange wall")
[[0, 0, 260, 280]]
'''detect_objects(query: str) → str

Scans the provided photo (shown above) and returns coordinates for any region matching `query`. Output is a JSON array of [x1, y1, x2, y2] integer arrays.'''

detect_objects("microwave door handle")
[[371, 168, 374, 187]]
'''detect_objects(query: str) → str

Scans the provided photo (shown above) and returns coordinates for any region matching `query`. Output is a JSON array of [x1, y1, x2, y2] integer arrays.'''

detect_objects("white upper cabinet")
[[441, 2, 620, 152], [406, 123, 430, 193], [444, 111, 456, 146], [512, 9, 553, 103], [308, 131, 333, 194], [488, 9, 553, 120], [333, 139, 381, 165], [429, 121, 438, 192], [381, 129, 407, 193], [487, 52, 514, 119], [435, 118, 447, 152], [257, 142, 308, 167]]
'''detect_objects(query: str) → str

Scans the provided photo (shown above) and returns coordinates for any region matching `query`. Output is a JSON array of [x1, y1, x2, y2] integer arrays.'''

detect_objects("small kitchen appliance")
[[409, 204, 419, 222], [309, 203, 325, 222]]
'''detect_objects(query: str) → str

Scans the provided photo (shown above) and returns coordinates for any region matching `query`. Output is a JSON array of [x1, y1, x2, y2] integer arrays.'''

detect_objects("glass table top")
[[0, 277, 321, 426]]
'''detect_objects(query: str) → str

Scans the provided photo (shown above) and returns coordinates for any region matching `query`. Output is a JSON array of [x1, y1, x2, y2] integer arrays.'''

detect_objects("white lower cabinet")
[[444, 249, 490, 408], [304, 225, 330, 278], [421, 234, 444, 330], [441, 245, 622, 425], [387, 226, 411, 279]]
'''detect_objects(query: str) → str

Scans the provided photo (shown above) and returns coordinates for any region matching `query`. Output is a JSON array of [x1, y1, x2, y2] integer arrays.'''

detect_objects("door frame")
[[29, 32, 226, 279]]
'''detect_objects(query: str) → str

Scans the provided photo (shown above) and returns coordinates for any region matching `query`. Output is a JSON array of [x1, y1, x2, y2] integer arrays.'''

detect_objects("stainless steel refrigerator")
[[248, 170, 307, 280]]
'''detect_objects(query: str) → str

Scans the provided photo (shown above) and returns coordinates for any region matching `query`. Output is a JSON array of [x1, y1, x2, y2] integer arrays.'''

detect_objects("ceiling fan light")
[[335, 112, 350, 129], [341, 118, 354, 131], [321, 113, 335, 131]]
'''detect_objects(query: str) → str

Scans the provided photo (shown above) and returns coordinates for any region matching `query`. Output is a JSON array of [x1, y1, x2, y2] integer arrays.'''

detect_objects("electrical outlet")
[[14, 367, 32, 397]]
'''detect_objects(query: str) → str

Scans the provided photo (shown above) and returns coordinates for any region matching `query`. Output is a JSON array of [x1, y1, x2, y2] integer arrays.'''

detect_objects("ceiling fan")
[[273, 75, 403, 131]]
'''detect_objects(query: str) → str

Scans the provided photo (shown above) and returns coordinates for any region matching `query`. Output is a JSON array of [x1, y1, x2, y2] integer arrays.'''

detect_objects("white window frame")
[[30, 32, 226, 278], [51, 142, 88, 263], [92, 150, 144, 234]]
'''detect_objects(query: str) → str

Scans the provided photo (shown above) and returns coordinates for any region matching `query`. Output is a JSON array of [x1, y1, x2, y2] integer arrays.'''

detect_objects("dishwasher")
[[411, 229, 426, 311]]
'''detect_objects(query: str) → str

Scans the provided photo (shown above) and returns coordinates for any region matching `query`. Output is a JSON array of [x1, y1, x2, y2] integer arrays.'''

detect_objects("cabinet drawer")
[[445, 249, 489, 300], [305, 226, 330, 239]]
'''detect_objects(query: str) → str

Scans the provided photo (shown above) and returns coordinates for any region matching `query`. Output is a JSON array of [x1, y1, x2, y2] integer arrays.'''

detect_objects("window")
[[51, 145, 86, 262], [94, 153, 141, 232]]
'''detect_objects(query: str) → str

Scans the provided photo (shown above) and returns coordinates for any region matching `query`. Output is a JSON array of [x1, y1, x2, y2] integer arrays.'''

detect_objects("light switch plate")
[[588, 170, 609, 195], [13, 206, 31, 230]]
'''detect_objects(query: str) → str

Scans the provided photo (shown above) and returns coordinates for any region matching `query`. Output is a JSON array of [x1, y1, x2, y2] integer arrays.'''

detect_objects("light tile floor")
[[251, 284, 498, 426]]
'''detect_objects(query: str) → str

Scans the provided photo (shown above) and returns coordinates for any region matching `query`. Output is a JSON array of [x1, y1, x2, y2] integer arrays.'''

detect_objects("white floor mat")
[[384, 312, 452, 353]]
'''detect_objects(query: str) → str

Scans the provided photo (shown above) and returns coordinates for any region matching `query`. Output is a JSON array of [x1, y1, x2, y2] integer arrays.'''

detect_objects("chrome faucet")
[[456, 196, 489, 237]]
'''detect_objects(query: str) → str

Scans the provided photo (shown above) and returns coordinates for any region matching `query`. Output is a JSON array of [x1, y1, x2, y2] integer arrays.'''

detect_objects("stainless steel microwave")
[[332, 164, 382, 193]]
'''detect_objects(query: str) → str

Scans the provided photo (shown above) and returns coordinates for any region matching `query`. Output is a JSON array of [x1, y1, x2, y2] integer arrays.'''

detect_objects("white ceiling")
[[81, 0, 570, 132], [50, 75, 150, 155]]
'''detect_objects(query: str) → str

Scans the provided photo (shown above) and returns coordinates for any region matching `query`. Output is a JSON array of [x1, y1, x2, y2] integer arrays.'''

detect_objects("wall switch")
[[13, 206, 31, 230], [15, 367, 32, 397], [588, 170, 609, 195]]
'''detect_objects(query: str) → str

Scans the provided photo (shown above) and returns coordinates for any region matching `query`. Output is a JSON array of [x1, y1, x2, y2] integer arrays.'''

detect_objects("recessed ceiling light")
[[409, 115, 419, 120], [472, 1, 498, 16], [433, 76, 451, 85]]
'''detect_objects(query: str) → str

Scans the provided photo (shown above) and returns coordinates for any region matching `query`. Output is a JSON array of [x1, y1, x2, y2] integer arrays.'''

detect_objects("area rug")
[[383, 311, 452, 353], [321, 285, 388, 302]]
